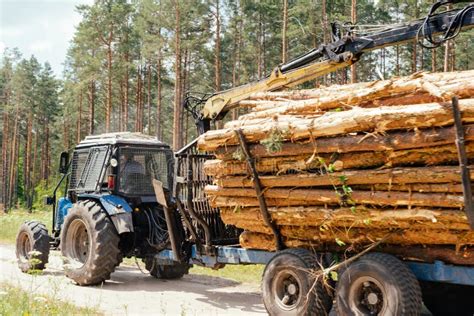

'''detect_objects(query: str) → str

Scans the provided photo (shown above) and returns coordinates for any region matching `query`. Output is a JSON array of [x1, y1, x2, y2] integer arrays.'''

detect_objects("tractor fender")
[[98, 195, 134, 234]]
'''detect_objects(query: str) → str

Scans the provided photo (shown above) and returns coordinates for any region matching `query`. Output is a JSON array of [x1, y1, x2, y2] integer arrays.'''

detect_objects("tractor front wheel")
[[16, 221, 50, 273], [61, 200, 121, 285]]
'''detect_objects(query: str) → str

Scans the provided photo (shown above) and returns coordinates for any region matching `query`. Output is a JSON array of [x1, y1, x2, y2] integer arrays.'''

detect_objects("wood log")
[[216, 124, 474, 160], [353, 183, 465, 193], [238, 226, 474, 247], [215, 166, 474, 189], [205, 186, 464, 208], [238, 231, 474, 265], [197, 99, 474, 151], [204, 142, 474, 177], [219, 207, 471, 231], [241, 71, 474, 119], [246, 70, 474, 102]]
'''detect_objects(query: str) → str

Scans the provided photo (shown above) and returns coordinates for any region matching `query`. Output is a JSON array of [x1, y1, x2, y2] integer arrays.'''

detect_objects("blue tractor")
[[15, 132, 190, 285]]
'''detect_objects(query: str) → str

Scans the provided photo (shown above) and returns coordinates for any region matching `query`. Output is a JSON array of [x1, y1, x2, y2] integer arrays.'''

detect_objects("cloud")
[[1, 0, 93, 76]]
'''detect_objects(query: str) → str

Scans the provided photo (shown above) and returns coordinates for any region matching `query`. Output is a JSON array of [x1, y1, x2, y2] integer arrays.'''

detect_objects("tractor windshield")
[[118, 147, 173, 196]]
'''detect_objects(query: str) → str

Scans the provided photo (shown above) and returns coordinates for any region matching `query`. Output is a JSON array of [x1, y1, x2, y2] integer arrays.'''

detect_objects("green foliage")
[[0, 282, 99, 315], [0, 209, 51, 243], [260, 128, 285, 154]]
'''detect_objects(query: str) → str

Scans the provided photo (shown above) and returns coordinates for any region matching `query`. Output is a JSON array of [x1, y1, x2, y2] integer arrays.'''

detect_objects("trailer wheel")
[[335, 253, 422, 316], [61, 200, 121, 285], [16, 221, 50, 273], [144, 257, 190, 279], [262, 248, 333, 316]]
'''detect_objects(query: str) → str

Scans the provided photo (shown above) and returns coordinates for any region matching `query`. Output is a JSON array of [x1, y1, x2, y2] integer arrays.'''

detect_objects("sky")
[[0, 0, 93, 77]]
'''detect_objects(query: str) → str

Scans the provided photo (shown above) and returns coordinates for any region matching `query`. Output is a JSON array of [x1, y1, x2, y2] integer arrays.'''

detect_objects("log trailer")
[[15, 1, 474, 315]]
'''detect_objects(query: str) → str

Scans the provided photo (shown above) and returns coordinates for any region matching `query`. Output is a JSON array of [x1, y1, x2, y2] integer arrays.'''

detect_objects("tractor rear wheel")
[[144, 257, 190, 279], [16, 221, 50, 273], [61, 200, 121, 285]]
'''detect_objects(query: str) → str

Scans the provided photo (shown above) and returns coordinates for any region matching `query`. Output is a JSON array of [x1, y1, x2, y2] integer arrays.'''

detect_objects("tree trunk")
[[215, 0, 221, 92], [204, 142, 474, 177], [198, 99, 474, 151], [1, 111, 9, 212], [124, 51, 130, 132], [156, 56, 162, 139], [351, 0, 357, 83], [106, 44, 113, 133], [173, 0, 182, 150], [215, 165, 473, 189], [220, 207, 470, 231], [215, 123, 474, 160], [147, 63, 152, 134], [282, 0, 288, 64], [206, 186, 464, 208], [25, 112, 33, 210], [88, 80, 95, 135], [77, 90, 82, 142]]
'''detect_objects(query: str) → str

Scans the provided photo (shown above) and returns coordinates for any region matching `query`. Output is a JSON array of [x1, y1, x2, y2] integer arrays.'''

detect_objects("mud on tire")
[[16, 221, 50, 273], [61, 200, 121, 286]]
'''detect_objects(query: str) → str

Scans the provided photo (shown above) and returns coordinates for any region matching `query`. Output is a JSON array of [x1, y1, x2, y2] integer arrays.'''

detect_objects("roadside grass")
[[122, 257, 264, 284], [0, 209, 52, 244], [0, 282, 100, 315], [189, 264, 264, 284]]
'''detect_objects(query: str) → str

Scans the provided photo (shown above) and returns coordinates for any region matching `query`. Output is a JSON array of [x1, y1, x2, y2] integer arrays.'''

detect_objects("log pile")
[[198, 70, 474, 265]]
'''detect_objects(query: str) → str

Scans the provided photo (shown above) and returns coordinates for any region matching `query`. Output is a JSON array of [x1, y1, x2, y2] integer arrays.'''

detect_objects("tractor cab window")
[[118, 148, 171, 196]]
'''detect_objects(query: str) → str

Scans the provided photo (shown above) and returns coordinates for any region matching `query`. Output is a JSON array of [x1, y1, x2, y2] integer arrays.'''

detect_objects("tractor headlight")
[[110, 158, 118, 167]]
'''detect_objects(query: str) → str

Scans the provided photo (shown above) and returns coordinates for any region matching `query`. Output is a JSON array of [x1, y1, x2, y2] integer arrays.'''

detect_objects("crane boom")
[[185, 2, 473, 134]]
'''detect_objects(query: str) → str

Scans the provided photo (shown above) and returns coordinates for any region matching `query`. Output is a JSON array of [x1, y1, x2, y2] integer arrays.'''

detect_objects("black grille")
[[118, 147, 173, 196], [175, 140, 241, 245], [69, 146, 109, 192]]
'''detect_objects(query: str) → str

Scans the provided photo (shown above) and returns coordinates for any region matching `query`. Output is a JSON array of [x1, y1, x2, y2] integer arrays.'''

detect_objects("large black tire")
[[144, 257, 190, 279], [262, 248, 333, 316], [16, 221, 50, 273], [60, 200, 121, 286], [335, 252, 422, 316], [420, 281, 474, 316]]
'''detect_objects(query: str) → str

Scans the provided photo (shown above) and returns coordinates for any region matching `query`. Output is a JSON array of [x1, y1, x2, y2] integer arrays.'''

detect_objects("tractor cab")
[[16, 132, 189, 285]]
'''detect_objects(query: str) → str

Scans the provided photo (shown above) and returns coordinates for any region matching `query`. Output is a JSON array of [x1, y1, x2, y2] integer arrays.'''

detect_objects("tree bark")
[[206, 186, 464, 208], [215, 165, 473, 188], [215, 124, 474, 160], [204, 142, 474, 177], [238, 231, 474, 265], [198, 99, 474, 151], [220, 207, 471, 231]]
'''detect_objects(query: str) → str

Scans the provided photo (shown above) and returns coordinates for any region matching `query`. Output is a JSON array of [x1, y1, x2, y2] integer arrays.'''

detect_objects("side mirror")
[[45, 196, 55, 205], [59, 151, 69, 174]]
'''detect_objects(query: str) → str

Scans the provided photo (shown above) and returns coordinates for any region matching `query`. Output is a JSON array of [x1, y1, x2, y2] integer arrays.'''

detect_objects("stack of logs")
[[198, 70, 474, 265]]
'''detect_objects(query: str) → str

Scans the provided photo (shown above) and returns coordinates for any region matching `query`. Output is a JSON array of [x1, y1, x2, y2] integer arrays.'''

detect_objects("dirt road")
[[0, 244, 266, 315]]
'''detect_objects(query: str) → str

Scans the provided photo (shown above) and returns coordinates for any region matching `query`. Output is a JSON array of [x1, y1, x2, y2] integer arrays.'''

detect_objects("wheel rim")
[[272, 269, 303, 311], [348, 276, 388, 315], [65, 219, 90, 268], [18, 232, 32, 261]]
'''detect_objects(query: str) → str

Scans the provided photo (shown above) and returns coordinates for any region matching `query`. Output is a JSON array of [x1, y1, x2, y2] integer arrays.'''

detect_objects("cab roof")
[[75, 132, 170, 149]]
